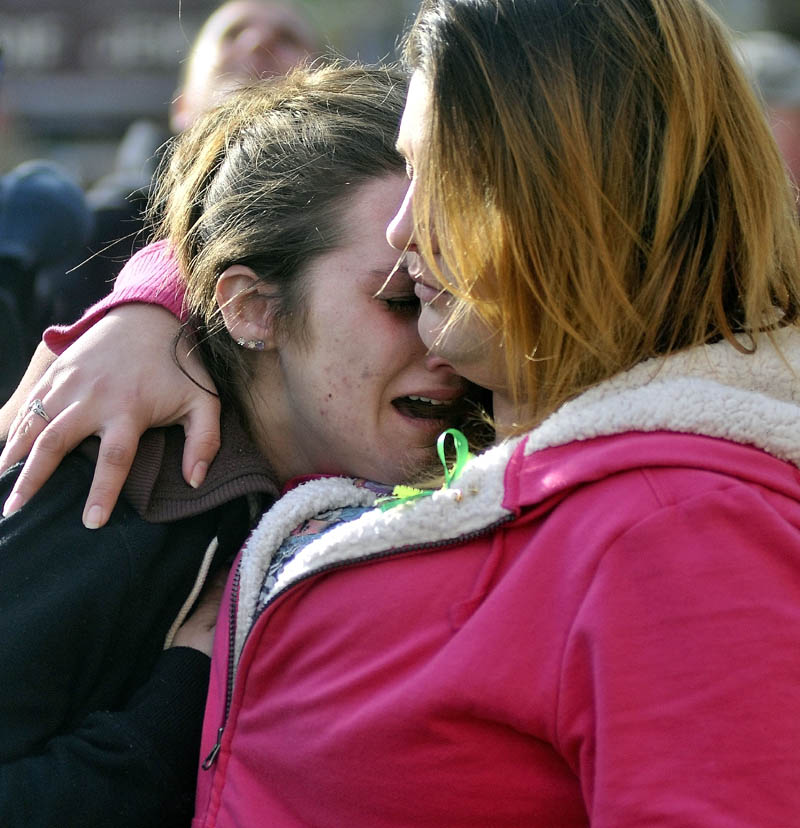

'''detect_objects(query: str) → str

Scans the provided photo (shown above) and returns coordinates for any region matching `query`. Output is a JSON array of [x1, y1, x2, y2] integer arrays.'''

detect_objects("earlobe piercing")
[[236, 338, 266, 351]]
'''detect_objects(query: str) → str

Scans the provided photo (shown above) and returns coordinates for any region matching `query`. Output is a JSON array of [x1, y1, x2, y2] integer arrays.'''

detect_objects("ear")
[[216, 265, 279, 350]]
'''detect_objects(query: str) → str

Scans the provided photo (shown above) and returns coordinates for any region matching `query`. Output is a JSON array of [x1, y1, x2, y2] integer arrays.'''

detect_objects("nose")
[[401, 312, 452, 372], [424, 350, 458, 377], [386, 179, 415, 252]]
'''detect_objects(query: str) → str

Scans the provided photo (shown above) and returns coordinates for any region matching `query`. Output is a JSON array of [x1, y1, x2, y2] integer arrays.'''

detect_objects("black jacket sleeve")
[[0, 649, 210, 828], [0, 454, 219, 827]]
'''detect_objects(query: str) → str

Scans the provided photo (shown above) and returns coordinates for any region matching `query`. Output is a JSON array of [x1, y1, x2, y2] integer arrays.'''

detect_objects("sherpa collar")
[[524, 327, 800, 464]]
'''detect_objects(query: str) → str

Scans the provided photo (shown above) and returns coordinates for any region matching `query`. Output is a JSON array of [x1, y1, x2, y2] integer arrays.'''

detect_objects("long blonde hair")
[[405, 0, 800, 428]]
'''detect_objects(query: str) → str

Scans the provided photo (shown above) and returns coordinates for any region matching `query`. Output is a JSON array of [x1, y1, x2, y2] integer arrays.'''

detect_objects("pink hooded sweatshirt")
[[194, 328, 800, 826]]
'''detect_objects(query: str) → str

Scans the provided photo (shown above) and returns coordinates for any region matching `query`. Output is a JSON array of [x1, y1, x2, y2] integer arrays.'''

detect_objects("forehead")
[[337, 173, 410, 252], [205, 1, 311, 42], [304, 173, 409, 277], [397, 71, 432, 158]]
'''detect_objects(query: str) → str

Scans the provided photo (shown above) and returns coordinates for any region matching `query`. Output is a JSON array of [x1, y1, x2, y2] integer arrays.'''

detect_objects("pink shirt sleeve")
[[43, 240, 187, 355]]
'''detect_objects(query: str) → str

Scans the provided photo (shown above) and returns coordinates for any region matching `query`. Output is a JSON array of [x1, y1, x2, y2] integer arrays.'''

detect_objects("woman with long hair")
[[4, 0, 800, 823]]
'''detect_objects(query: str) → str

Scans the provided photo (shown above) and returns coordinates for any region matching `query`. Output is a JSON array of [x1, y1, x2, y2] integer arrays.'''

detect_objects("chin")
[[417, 308, 447, 352], [376, 448, 439, 486]]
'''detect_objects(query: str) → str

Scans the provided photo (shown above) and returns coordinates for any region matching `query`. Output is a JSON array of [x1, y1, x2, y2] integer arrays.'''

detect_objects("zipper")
[[200, 511, 515, 770], [201, 562, 242, 770], [201, 726, 224, 769]]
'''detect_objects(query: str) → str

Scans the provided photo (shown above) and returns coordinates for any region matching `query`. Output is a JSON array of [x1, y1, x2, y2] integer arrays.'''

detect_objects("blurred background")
[[0, 0, 797, 186], [0, 0, 421, 183]]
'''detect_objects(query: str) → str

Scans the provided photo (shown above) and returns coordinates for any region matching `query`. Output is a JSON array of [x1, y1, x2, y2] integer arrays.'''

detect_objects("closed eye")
[[383, 295, 420, 315], [373, 262, 417, 314]]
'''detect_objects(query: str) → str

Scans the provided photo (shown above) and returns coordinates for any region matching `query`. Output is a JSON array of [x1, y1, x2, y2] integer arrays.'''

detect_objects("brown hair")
[[404, 0, 800, 428], [149, 62, 407, 411]]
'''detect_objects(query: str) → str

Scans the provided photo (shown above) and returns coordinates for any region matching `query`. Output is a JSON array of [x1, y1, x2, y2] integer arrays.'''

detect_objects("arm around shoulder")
[[43, 239, 187, 356]]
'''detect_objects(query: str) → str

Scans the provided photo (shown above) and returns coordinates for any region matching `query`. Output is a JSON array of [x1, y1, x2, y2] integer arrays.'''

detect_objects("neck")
[[490, 391, 522, 440], [241, 361, 298, 487]]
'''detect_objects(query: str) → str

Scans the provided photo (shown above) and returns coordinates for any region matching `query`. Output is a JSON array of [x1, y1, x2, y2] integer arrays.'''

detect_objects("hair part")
[[405, 0, 800, 428]]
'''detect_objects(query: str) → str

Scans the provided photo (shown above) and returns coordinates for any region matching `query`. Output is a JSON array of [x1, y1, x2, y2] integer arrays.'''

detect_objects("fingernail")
[[83, 505, 104, 530], [190, 461, 208, 489], [2, 492, 24, 517]]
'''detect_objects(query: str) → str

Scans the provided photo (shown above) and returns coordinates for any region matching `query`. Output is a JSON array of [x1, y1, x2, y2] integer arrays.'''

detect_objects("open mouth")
[[392, 386, 494, 450], [392, 395, 461, 421]]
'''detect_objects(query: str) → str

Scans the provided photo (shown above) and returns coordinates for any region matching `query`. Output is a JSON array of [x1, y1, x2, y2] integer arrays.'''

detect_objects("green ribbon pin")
[[376, 428, 473, 511]]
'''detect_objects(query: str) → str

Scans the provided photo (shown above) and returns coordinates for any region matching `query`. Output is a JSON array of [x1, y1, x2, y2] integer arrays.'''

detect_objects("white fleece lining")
[[233, 330, 800, 664], [234, 440, 520, 664], [525, 328, 800, 460], [236, 478, 376, 662]]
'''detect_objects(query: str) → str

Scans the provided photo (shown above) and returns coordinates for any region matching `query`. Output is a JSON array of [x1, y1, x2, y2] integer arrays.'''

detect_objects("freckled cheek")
[[359, 364, 383, 381], [324, 347, 379, 385], [313, 363, 363, 414]]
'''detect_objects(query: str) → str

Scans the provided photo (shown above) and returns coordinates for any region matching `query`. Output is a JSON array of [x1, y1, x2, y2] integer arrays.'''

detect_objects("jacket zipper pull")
[[202, 727, 225, 770]]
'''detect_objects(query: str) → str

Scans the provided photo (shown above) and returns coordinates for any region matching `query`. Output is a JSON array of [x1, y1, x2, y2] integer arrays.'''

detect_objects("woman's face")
[[387, 72, 507, 397], [255, 172, 468, 484]]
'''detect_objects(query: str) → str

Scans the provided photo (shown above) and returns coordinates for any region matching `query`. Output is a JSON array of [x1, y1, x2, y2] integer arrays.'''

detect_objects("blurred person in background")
[[738, 30, 800, 185], [60, 0, 323, 334], [0, 161, 93, 402], [170, 0, 323, 132], [0, 47, 94, 400]]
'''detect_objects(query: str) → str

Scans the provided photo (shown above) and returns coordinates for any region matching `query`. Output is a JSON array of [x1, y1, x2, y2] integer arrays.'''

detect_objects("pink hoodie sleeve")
[[43, 240, 187, 355]]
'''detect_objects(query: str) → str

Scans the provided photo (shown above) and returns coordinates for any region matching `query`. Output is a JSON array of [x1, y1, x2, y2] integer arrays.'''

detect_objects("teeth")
[[407, 395, 448, 406]]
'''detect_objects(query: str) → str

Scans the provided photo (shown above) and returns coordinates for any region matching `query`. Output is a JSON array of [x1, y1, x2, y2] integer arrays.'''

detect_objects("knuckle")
[[35, 425, 67, 456], [197, 431, 222, 453], [99, 442, 135, 468]]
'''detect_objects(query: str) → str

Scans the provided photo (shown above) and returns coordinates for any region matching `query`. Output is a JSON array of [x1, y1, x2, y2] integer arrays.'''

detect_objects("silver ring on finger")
[[27, 398, 51, 424]]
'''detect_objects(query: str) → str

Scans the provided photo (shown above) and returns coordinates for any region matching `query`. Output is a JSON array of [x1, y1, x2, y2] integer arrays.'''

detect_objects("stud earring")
[[236, 338, 265, 351]]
